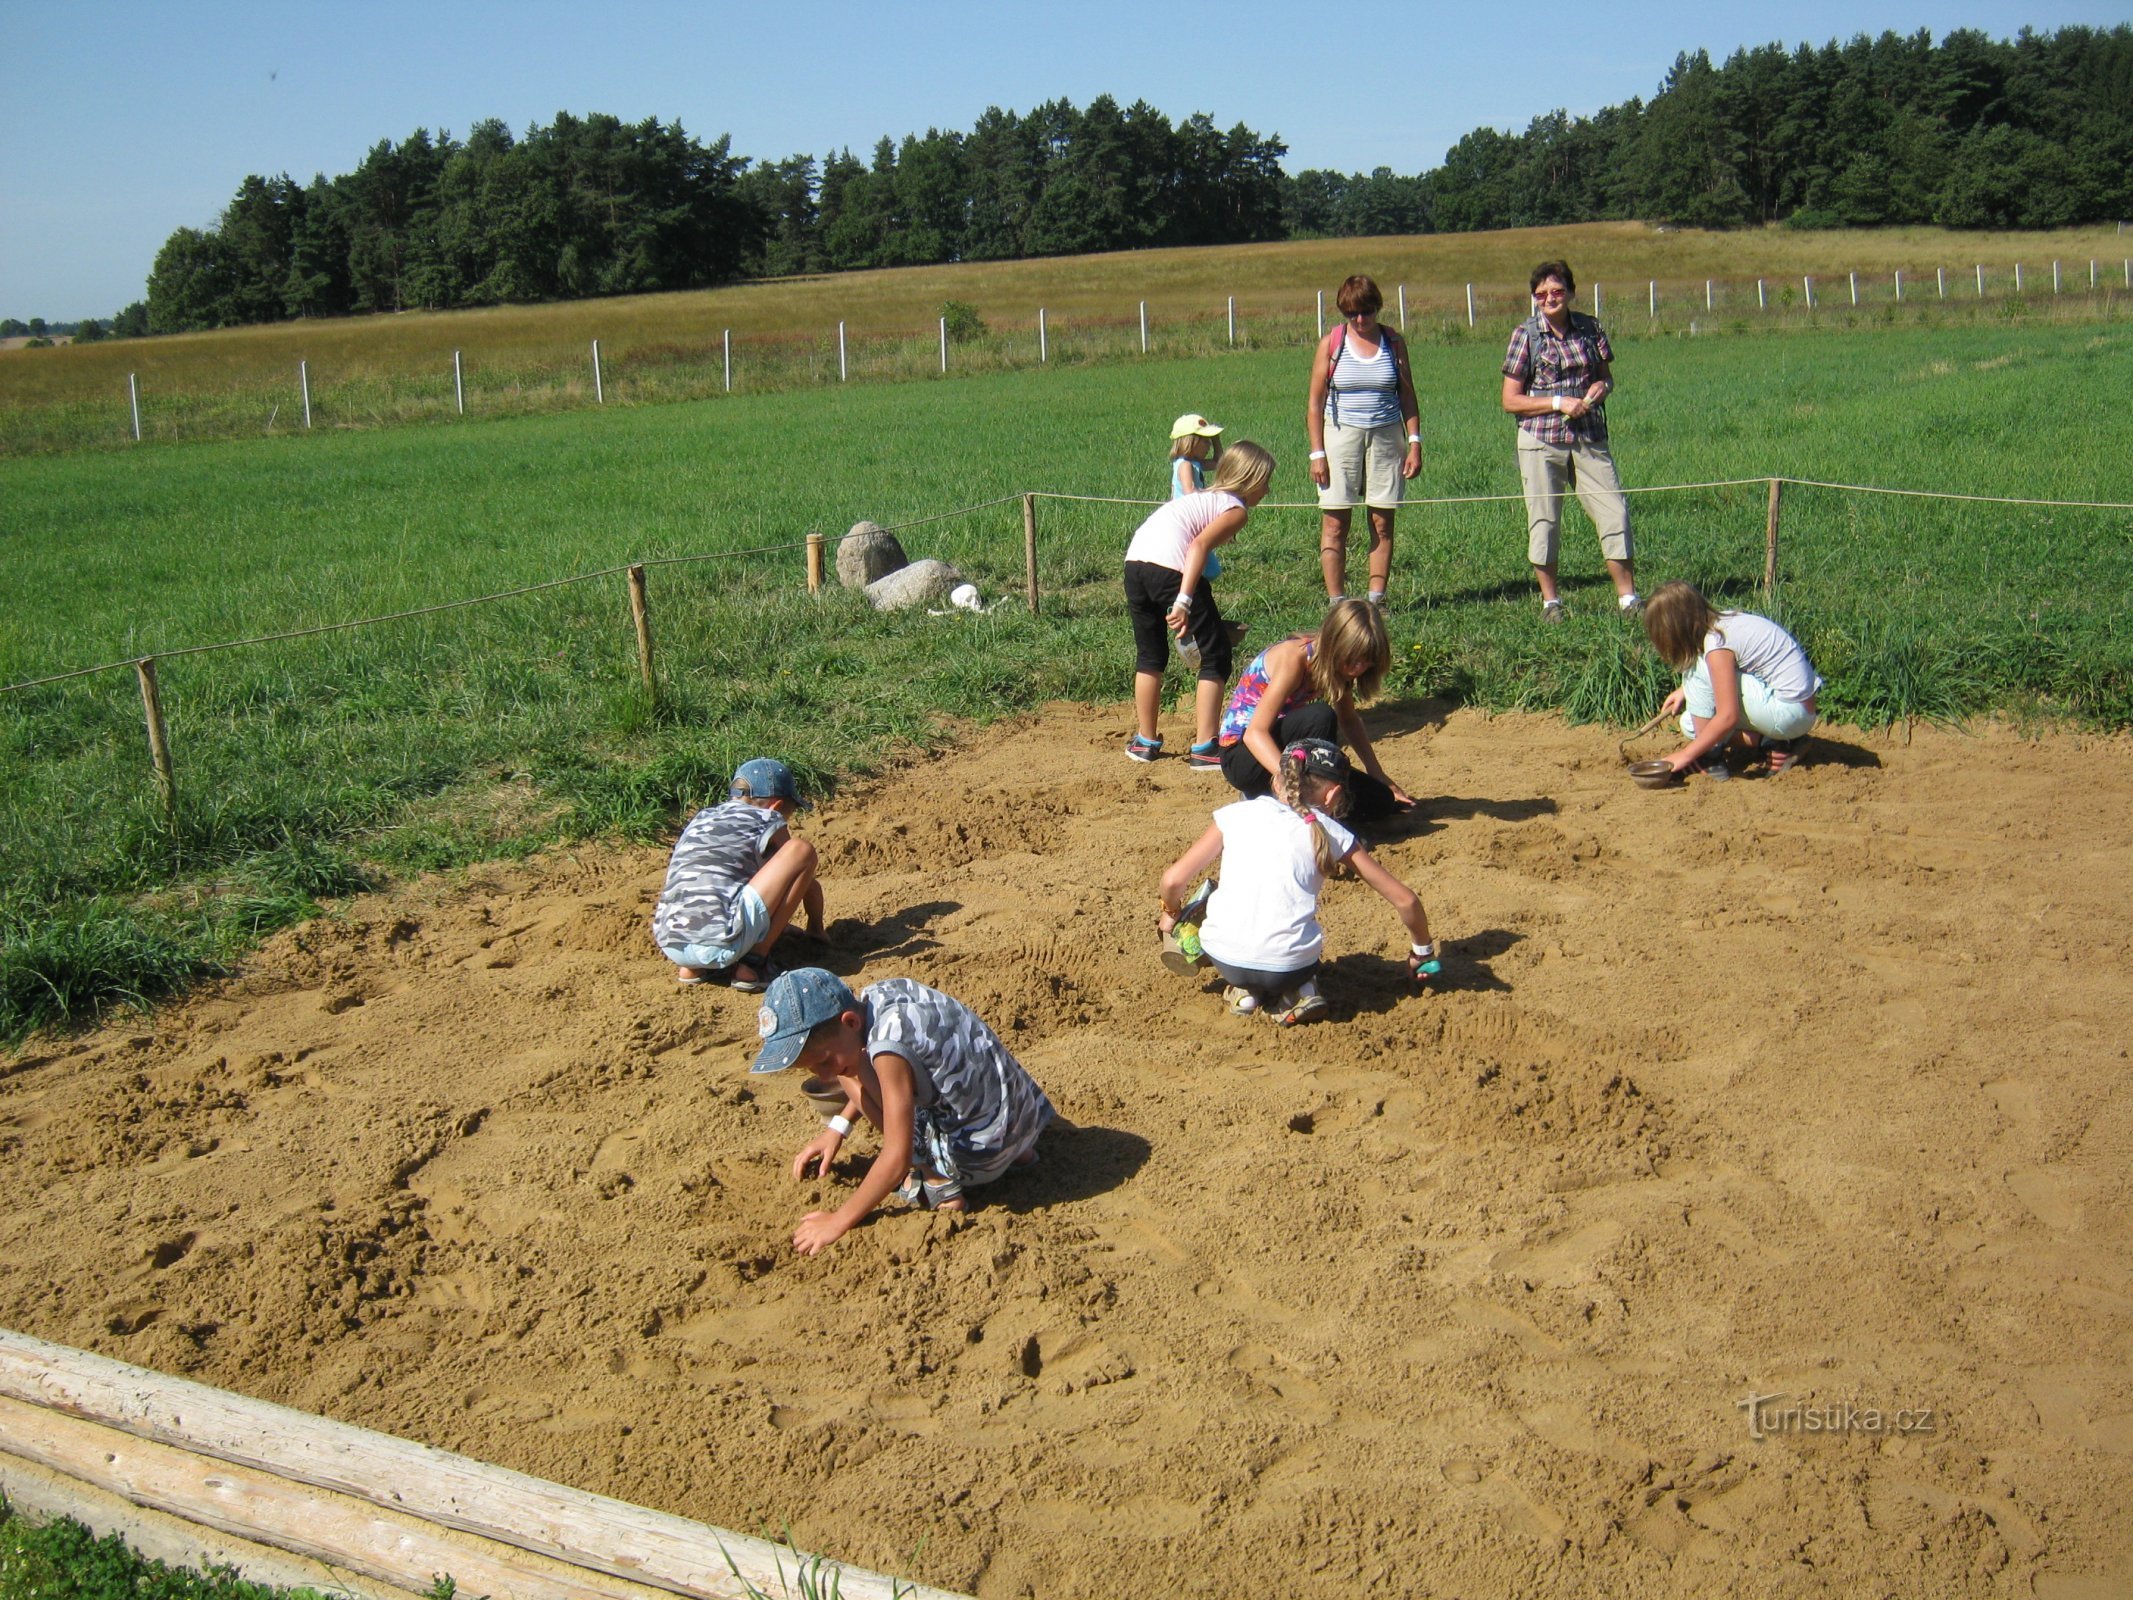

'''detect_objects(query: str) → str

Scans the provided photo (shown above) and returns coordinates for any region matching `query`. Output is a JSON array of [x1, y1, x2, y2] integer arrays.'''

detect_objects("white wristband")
[[1550, 396, 1564, 413], [1308, 449, 1327, 460], [1406, 434, 1421, 444], [1170, 593, 1192, 610], [826, 1114, 852, 1137]]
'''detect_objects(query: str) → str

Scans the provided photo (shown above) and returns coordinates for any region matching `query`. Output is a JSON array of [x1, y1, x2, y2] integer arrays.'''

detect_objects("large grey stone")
[[865, 559, 962, 612], [837, 521, 907, 589]]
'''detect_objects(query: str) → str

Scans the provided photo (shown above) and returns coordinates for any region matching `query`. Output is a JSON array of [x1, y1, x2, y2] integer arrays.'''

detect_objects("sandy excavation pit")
[[2, 702, 2129, 1598]]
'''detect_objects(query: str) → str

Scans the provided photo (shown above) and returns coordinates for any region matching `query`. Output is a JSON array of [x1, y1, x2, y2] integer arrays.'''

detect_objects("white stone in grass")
[[837, 521, 908, 588], [866, 559, 962, 612], [949, 582, 983, 611]]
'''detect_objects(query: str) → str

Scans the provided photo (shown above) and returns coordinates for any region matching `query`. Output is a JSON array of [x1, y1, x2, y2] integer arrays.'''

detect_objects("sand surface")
[[3, 703, 2129, 1598]]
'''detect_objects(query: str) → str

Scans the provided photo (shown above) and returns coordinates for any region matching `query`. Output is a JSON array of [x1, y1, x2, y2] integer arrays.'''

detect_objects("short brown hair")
[[1335, 275, 1383, 317], [1530, 260, 1576, 296], [1642, 581, 1721, 671]]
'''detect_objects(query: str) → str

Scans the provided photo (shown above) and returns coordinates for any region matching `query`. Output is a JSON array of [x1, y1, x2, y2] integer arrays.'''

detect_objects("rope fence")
[[5, 474, 2131, 821]]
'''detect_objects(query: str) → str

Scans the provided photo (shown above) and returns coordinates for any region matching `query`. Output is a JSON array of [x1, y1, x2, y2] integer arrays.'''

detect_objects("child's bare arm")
[[794, 1054, 916, 1254], [1158, 825, 1224, 930], [1348, 847, 1429, 946]]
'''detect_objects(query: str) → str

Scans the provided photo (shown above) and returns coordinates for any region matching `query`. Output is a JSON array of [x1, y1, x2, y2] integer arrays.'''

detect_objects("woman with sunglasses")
[[1501, 259, 1640, 622], [1305, 274, 1421, 611]]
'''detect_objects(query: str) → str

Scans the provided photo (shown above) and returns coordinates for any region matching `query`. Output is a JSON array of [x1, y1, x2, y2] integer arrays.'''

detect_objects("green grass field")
[[3, 221, 2128, 453], [4, 315, 2131, 1041]]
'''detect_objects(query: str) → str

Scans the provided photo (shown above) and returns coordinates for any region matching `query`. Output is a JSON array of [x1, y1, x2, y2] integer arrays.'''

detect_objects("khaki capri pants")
[[1318, 420, 1407, 511], [1516, 431, 1633, 566]]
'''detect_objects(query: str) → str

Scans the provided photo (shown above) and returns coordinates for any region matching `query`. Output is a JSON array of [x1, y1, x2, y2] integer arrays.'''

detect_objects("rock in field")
[[866, 559, 962, 611], [837, 522, 908, 588]]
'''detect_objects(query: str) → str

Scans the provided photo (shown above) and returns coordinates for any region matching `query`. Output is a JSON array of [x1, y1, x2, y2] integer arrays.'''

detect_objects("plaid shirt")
[[1503, 311, 1613, 445]]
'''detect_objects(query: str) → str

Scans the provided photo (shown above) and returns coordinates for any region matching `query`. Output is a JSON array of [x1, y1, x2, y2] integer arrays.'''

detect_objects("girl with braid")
[[1156, 738, 1436, 1026]]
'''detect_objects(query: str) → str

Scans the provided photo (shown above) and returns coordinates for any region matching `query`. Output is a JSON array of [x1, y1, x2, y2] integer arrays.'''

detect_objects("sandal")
[[1269, 981, 1328, 1026], [728, 956, 774, 994], [1222, 985, 1261, 1016], [1761, 738, 1805, 775], [676, 967, 714, 985]]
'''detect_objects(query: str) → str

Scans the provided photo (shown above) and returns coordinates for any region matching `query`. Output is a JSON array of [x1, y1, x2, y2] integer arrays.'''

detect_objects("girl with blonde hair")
[[1122, 440, 1278, 768], [1157, 739, 1437, 1025], [1212, 598, 1413, 820]]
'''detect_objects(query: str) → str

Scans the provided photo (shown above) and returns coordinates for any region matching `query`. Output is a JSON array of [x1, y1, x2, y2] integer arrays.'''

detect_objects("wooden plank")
[[0, 1451, 425, 1600], [0, 1328, 965, 1600], [0, 1396, 685, 1600]]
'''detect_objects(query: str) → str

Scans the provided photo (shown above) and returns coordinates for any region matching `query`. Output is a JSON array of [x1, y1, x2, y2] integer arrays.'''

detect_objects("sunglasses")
[[1534, 288, 1570, 301]]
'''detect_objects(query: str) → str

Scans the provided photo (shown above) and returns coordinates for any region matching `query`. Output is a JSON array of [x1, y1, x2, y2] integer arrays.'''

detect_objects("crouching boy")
[[652, 758, 822, 991], [751, 968, 1054, 1254]]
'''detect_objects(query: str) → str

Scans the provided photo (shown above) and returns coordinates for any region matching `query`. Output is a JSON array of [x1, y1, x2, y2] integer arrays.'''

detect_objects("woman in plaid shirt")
[[1501, 260, 1641, 622]]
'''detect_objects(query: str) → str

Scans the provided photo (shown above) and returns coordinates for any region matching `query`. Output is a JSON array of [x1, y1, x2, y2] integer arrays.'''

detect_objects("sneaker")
[[1126, 734, 1163, 763], [1270, 981, 1328, 1026], [1618, 593, 1645, 618], [1366, 591, 1387, 612], [1542, 599, 1565, 624], [1186, 742, 1223, 772], [1222, 985, 1260, 1016]]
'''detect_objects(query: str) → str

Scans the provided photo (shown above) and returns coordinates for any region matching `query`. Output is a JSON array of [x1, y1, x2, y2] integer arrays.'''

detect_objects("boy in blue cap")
[[652, 758, 822, 992], [753, 967, 1054, 1255]]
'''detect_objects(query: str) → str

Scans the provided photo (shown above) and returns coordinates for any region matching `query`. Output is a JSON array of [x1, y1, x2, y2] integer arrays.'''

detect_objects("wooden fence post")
[[1763, 479, 1783, 601], [625, 566, 656, 702], [1022, 494, 1040, 615], [806, 532, 825, 595], [135, 657, 175, 823]]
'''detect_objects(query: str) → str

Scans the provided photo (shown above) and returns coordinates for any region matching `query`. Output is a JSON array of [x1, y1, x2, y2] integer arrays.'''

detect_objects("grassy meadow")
[[4, 310, 2132, 1042], [3, 221, 2130, 453]]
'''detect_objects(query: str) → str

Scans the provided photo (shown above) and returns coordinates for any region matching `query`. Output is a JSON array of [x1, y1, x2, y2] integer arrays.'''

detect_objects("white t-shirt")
[[1199, 795, 1357, 973], [1704, 612, 1821, 703], [1123, 490, 1245, 572]]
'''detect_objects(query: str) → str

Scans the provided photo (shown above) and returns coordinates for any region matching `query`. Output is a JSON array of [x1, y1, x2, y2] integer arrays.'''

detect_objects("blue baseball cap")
[[730, 757, 808, 809], [749, 967, 860, 1074]]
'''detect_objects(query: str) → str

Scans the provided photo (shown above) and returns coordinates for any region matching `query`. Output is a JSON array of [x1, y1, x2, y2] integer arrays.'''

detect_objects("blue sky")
[[4, 1, 2127, 321]]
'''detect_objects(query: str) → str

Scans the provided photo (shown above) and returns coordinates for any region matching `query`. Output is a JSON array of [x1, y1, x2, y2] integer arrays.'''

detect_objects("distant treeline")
[[118, 23, 2133, 336]]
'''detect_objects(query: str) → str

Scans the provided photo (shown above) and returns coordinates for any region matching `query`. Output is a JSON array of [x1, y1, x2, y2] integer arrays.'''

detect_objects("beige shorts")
[[1516, 431, 1633, 565], [1318, 420, 1407, 511]]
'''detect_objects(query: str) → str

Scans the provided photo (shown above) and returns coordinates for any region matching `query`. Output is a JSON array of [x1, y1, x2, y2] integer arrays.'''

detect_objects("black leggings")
[[1124, 561, 1233, 683], [1217, 702, 1400, 822]]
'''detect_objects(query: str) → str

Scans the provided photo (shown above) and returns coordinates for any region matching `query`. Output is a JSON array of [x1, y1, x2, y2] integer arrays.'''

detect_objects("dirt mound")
[[3, 704, 2129, 1597]]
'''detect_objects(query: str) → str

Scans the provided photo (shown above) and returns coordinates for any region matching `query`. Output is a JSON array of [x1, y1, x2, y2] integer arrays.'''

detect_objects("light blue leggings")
[[1681, 661, 1820, 741]]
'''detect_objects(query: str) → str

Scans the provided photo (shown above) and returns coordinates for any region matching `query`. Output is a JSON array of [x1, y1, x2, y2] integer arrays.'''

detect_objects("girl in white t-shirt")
[[1155, 738, 1435, 1025], [1643, 581, 1823, 779]]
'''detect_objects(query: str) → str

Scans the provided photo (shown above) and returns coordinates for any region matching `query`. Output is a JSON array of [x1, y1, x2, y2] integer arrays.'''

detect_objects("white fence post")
[[1757, 278, 1766, 309], [591, 339, 603, 404], [1039, 308, 1048, 363], [838, 321, 847, 382], [1706, 279, 1713, 311], [1594, 282, 1602, 318], [723, 330, 731, 392], [1227, 295, 1235, 346], [2091, 260, 2098, 289], [1977, 263, 1985, 295], [1315, 290, 1324, 339], [453, 349, 464, 414], [1397, 283, 1406, 329], [1465, 283, 1474, 327], [299, 359, 312, 429], [1803, 274, 1813, 307], [1937, 267, 1945, 299], [2014, 263, 2024, 292], [1139, 300, 1147, 354], [1648, 279, 1656, 317], [1894, 269, 1902, 301], [2052, 260, 2061, 294], [128, 372, 141, 441], [939, 317, 947, 373]]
